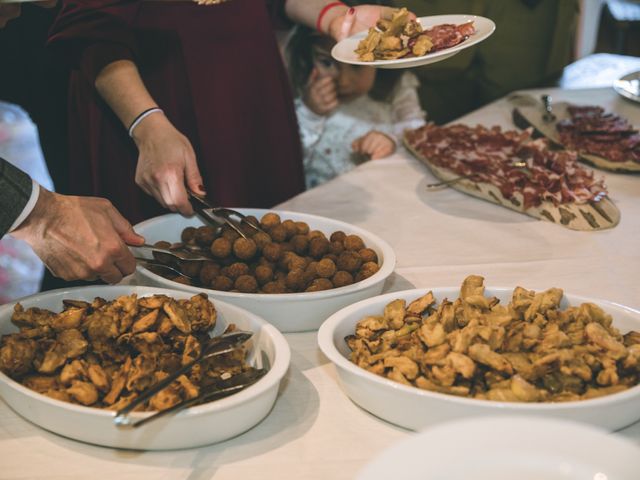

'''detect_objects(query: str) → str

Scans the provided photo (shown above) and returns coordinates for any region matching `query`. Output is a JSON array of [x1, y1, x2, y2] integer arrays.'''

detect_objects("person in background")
[[47, 1, 402, 225], [383, 0, 580, 124], [287, 25, 426, 188]]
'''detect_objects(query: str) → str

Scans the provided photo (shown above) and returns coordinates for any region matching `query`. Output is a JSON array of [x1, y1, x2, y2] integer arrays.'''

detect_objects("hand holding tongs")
[[114, 330, 259, 428], [188, 191, 267, 239]]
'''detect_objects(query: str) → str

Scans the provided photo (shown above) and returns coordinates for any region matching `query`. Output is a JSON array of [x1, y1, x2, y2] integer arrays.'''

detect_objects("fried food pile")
[[153, 212, 380, 293], [346, 275, 640, 402], [0, 293, 254, 411], [355, 8, 475, 61]]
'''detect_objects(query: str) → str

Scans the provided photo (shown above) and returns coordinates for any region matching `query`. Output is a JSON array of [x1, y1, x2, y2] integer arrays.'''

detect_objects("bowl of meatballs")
[[133, 210, 396, 332]]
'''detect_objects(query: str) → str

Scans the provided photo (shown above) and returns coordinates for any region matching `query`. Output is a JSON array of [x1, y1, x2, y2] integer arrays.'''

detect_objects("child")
[[287, 26, 426, 189]]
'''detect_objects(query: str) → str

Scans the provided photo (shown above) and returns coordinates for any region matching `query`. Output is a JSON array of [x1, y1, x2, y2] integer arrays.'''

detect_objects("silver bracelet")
[[128, 107, 164, 138]]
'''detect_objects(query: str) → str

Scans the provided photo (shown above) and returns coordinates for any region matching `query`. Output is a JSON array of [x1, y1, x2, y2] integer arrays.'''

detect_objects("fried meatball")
[[252, 232, 272, 251], [323, 253, 338, 264], [280, 241, 294, 253], [316, 258, 337, 279], [303, 262, 318, 285], [280, 219, 297, 239], [260, 212, 281, 229], [154, 240, 172, 249], [233, 237, 257, 260], [357, 261, 379, 281], [329, 231, 346, 243], [199, 262, 221, 285], [309, 236, 330, 259], [172, 276, 193, 286], [257, 257, 276, 270], [308, 230, 327, 240], [358, 248, 378, 264], [211, 275, 233, 291], [295, 221, 310, 235], [285, 268, 306, 291], [210, 237, 232, 259], [306, 278, 333, 292], [286, 253, 307, 272], [291, 234, 309, 255], [181, 261, 202, 278], [332, 270, 354, 288], [195, 226, 218, 246], [226, 262, 250, 280], [255, 265, 273, 285], [343, 234, 365, 251], [261, 281, 286, 294], [337, 251, 363, 273], [329, 240, 344, 256], [269, 224, 287, 243], [221, 227, 241, 242], [262, 242, 282, 262], [181, 227, 197, 244], [235, 275, 258, 293]]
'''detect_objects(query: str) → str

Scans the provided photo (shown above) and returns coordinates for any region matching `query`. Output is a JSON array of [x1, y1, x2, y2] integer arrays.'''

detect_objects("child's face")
[[312, 40, 376, 102]]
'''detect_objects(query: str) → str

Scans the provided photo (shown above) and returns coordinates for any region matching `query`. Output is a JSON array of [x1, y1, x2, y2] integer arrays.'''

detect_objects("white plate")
[[613, 70, 640, 104], [331, 14, 495, 69], [318, 287, 640, 431], [0, 285, 290, 450], [134, 210, 396, 333], [357, 416, 640, 480]]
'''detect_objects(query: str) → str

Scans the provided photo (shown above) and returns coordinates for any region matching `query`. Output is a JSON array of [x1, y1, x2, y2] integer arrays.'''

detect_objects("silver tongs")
[[188, 191, 266, 239], [114, 330, 257, 428]]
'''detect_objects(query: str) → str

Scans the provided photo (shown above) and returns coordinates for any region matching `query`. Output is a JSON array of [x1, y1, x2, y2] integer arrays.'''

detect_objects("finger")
[[97, 263, 124, 284], [163, 173, 194, 216], [351, 136, 364, 152], [338, 7, 356, 41], [316, 78, 337, 96], [307, 67, 320, 87], [324, 99, 339, 112], [184, 153, 205, 196], [112, 246, 138, 278], [105, 204, 145, 246]]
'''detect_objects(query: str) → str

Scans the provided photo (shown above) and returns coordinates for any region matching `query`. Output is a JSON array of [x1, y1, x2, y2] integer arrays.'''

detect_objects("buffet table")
[[0, 86, 638, 479]]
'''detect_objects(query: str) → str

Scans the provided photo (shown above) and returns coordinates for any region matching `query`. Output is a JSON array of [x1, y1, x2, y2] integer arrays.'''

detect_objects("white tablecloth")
[[1, 87, 639, 479]]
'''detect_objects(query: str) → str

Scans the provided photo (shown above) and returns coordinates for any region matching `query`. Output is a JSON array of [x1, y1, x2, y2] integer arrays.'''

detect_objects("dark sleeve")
[[265, 0, 293, 30], [48, 0, 141, 83], [0, 158, 33, 237]]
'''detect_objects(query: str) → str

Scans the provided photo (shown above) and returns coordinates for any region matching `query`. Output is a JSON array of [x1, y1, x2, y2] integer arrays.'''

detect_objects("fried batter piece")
[[1, 293, 256, 412], [356, 8, 424, 62], [346, 275, 640, 402]]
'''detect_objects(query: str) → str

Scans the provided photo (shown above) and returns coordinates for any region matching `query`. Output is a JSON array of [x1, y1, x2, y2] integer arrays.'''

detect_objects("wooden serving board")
[[511, 97, 640, 173], [403, 136, 621, 231]]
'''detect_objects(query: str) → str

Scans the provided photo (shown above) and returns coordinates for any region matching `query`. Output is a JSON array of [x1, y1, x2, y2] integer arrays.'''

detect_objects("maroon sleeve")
[[265, 0, 293, 30], [48, 0, 141, 83]]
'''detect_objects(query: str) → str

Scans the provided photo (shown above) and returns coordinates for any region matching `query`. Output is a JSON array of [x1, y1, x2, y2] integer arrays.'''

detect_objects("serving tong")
[[114, 330, 263, 428]]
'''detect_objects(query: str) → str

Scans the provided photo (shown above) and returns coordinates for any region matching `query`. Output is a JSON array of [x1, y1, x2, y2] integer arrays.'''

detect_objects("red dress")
[[49, 0, 305, 224]]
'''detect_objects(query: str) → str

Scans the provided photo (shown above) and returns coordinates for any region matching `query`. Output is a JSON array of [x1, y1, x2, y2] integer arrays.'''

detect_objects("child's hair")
[[286, 25, 403, 103]]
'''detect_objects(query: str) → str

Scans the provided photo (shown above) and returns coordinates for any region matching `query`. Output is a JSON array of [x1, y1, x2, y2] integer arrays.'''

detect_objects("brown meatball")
[[323, 253, 338, 264], [358, 248, 378, 264], [210, 237, 232, 259], [255, 265, 273, 285], [303, 262, 318, 285], [199, 262, 221, 285], [243, 216, 260, 234], [281, 219, 298, 240], [280, 241, 294, 253], [233, 237, 258, 260], [257, 257, 276, 270], [337, 251, 363, 273], [343, 234, 365, 251], [252, 232, 272, 251], [306, 278, 333, 292], [260, 212, 281, 229], [285, 268, 306, 291], [330, 231, 347, 243], [154, 240, 172, 249], [181, 227, 197, 243], [329, 240, 344, 256], [291, 235, 309, 255], [309, 236, 330, 259], [195, 226, 218, 246], [221, 227, 241, 242], [226, 262, 250, 280], [172, 276, 193, 286], [181, 261, 202, 278], [356, 261, 380, 281], [308, 230, 327, 240], [235, 275, 258, 293], [269, 224, 287, 243], [211, 275, 233, 291], [316, 258, 337, 279], [332, 271, 354, 288], [286, 253, 307, 272], [295, 221, 310, 235], [261, 281, 286, 294], [262, 242, 282, 262]]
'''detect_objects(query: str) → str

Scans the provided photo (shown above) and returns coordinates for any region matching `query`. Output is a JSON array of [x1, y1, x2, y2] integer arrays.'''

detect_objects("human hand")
[[12, 188, 145, 284], [302, 67, 339, 116], [351, 131, 396, 159], [131, 113, 205, 216], [328, 5, 416, 41], [0, 4, 20, 28]]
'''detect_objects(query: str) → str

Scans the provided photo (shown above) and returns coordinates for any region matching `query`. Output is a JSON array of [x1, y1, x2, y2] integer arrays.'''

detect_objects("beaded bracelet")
[[128, 107, 164, 138], [316, 2, 346, 33]]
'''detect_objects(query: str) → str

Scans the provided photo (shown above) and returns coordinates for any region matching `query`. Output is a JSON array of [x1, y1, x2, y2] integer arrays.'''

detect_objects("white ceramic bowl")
[[318, 287, 640, 432], [134, 210, 396, 332], [0, 286, 290, 450]]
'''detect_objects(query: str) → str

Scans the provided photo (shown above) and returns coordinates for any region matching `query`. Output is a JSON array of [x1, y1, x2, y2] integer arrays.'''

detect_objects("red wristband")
[[316, 2, 346, 33]]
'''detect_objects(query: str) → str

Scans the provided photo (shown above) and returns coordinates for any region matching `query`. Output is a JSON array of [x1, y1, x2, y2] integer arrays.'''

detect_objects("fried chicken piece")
[[87, 364, 110, 392], [51, 307, 86, 331], [131, 309, 159, 333], [11, 303, 54, 329], [59, 359, 87, 385], [468, 343, 513, 375], [163, 301, 192, 334], [0, 335, 36, 376], [585, 322, 627, 360], [384, 299, 406, 330], [383, 355, 419, 380], [67, 380, 99, 405], [23, 374, 59, 393]]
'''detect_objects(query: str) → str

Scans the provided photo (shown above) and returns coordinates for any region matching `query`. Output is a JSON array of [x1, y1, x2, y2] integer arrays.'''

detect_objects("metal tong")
[[114, 330, 257, 428], [188, 192, 267, 239]]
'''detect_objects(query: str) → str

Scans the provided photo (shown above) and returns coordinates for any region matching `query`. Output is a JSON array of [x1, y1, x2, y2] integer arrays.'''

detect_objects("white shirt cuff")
[[9, 179, 40, 232]]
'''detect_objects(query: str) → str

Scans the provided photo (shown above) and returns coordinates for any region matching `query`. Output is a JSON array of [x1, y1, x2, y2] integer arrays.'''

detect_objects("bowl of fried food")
[[0, 286, 290, 450], [133, 210, 396, 333], [318, 275, 640, 431]]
